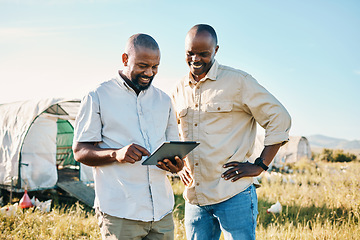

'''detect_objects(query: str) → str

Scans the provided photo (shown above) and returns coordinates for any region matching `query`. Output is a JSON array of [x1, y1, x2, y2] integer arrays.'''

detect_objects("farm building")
[[250, 135, 312, 168], [0, 98, 94, 205]]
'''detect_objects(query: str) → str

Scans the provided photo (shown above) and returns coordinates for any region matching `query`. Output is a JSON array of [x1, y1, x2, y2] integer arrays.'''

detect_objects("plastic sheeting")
[[0, 98, 93, 190], [56, 119, 77, 167], [21, 115, 58, 189]]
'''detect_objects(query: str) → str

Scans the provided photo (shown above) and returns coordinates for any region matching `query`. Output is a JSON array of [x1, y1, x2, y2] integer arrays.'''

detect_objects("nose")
[[144, 67, 153, 77], [192, 54, 200, 62]]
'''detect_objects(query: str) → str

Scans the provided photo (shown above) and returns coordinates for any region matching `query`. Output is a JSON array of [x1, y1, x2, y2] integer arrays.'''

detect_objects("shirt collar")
[[115, 71, 151, 95], [186, 60, 219, 86], [115, 74, 128, 89]]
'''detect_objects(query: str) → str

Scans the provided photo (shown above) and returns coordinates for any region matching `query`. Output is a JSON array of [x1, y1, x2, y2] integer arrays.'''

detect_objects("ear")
[[122, 53, 128, 66], [214, 45, 219, 55]]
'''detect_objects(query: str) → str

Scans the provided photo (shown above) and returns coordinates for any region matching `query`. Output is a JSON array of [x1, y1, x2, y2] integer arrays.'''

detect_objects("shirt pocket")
[[204, 102, 233, 134], [150, 109, 168, 142], [177, 107, 190, 139]]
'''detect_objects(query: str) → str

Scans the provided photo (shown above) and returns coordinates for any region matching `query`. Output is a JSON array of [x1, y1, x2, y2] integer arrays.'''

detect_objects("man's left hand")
[[222, 161, 263, 182], [157, 156, 184, 173]]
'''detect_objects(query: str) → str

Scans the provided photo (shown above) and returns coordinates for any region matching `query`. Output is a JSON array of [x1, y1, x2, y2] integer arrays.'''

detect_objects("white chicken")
[[31, 196, 52, 213], [0, 203, 19, 217], [267, 201, 282, 214]]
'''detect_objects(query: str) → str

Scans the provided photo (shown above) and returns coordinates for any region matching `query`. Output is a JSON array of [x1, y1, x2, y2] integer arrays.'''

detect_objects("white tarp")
[[0, 98, 93, 190], [21, 115, 58, 189]]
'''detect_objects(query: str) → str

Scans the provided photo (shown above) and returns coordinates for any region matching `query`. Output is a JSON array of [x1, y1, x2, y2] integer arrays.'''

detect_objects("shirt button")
[[194, 123, 197, 127], [197, 86, 200, 89], [195, 163, 198, 166], [196, 183, 199, 186], [217, 107, 221, 110], [195, 104, 198, 108]]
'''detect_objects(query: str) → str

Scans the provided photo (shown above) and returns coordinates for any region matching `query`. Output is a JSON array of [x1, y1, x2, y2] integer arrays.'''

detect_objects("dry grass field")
[[1, 159, 359, 240]]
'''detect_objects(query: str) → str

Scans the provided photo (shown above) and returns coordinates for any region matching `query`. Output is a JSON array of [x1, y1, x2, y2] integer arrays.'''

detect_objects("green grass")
[[1, 160, 359, 239], [0, 202, 99, 239], [173, 160, 360, 239], [254, 160, 360, 240]]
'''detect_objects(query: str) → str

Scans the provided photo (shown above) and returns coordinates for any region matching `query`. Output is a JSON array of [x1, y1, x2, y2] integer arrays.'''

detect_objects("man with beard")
[[171, 24, 291, 240], [73, 33, 183, 240]]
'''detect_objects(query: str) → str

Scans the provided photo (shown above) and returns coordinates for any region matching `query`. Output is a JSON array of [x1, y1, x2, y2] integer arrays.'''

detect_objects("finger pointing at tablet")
[[116, 143, 150, 164]]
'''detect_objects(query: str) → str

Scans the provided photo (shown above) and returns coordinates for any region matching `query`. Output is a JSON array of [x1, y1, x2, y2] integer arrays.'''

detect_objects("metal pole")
[[9, 178, 13, 204]]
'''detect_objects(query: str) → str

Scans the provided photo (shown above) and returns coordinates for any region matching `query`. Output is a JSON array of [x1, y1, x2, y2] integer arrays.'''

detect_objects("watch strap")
[[254, 157, 269, 171]]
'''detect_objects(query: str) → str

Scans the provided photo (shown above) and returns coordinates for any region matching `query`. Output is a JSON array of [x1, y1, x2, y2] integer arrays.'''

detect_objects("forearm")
[[73, 142, 117, 167], [260, 143, 281, 167]]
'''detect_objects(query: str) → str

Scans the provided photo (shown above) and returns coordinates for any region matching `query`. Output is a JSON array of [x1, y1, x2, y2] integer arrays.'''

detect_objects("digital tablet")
[[142, 141, 200, 165]]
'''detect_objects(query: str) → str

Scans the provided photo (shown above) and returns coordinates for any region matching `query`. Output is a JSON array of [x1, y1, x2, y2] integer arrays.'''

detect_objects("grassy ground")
[[0, 202, 99, 239], [254, 159, 359, 240], [1, 160, 359, 239]]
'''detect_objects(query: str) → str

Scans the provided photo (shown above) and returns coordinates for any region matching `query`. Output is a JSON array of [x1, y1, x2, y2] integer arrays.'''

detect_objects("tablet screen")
[[142, 141, 199, 165]]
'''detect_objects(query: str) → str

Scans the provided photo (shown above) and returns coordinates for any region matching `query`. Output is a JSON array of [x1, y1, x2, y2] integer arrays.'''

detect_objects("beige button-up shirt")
[[172, 60, 291, 206]]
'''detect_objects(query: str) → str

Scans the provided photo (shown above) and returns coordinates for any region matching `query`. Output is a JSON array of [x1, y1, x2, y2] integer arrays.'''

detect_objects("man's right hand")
[[73, 142, 150, 166], [115, 143, 150, 164]]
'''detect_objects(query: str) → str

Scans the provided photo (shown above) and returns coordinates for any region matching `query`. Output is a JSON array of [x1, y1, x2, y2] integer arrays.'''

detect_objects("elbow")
[[72, 141, 99, 166], [277, 106, 292, 133], [72, 142, 85, 163], [285, 111, 292, 132]]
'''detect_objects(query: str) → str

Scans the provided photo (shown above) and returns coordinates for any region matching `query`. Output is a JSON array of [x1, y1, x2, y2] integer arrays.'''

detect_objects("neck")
[[119, 70, 141, 95], [192, 73, 206, 82]]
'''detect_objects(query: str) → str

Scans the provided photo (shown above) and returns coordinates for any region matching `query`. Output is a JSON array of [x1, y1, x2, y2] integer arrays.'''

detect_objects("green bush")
[[319, 148, 334, 162], [319, 148, 357, 162]]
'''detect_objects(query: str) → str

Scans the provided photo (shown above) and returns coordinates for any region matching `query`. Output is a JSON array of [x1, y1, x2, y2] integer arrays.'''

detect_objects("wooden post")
[[9, 178, 13, 204]]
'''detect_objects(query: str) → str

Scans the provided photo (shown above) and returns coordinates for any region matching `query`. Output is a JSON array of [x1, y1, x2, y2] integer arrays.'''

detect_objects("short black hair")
[[189, 24, 218, 45], [125, 33, 159, 53]]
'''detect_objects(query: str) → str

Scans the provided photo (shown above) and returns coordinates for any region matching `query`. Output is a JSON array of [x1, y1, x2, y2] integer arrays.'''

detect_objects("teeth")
[[140, 77, 150, 82], [192, 64, 202, 69]]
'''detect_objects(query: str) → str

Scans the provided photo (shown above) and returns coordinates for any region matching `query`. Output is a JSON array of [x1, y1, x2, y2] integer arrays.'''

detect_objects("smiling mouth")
[[139, 76, 151, 84], [191, 63, 203, 69]]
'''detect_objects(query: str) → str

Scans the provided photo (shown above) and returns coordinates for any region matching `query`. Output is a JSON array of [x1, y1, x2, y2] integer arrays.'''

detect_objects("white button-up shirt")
[[172, 60, 291, 206], [74, 75, 179, 221]]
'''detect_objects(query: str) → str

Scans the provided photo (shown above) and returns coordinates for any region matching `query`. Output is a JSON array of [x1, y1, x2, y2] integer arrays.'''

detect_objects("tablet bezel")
[[141, 141, 199, 165]]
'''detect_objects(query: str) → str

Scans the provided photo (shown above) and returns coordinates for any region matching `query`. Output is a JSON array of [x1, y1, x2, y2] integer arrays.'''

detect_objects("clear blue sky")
[[1, 0, 359, 140]]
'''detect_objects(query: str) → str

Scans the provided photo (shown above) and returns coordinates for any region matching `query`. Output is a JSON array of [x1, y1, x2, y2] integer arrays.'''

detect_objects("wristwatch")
[[254, 157, 268, 171]]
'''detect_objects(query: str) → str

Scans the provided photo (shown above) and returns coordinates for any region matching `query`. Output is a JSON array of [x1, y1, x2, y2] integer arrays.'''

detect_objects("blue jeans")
[[185, 185, 258, 240]]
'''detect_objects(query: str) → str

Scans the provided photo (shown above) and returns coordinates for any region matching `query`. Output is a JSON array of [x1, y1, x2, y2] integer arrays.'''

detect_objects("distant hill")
[[306, 135, 360, 150]]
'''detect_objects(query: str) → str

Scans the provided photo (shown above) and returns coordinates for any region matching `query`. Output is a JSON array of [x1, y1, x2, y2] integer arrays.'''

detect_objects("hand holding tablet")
[[142, 141, 199, 166]]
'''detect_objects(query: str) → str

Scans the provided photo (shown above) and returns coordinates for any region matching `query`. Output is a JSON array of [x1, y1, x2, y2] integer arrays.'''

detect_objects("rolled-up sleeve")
[[242, 74, 291, 146], [73, 91, 103, 143]]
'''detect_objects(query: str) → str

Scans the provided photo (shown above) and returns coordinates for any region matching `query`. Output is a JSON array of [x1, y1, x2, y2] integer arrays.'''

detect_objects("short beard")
[[132, 75, 154, 91]]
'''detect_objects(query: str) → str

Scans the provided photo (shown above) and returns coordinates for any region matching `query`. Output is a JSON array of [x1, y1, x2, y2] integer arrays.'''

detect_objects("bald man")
[[172, 24, 291, 240], [73, 34, 183, 240]]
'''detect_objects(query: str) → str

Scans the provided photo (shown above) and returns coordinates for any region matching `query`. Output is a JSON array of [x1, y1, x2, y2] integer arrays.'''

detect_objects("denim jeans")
[[184, 184, 258, 240]]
